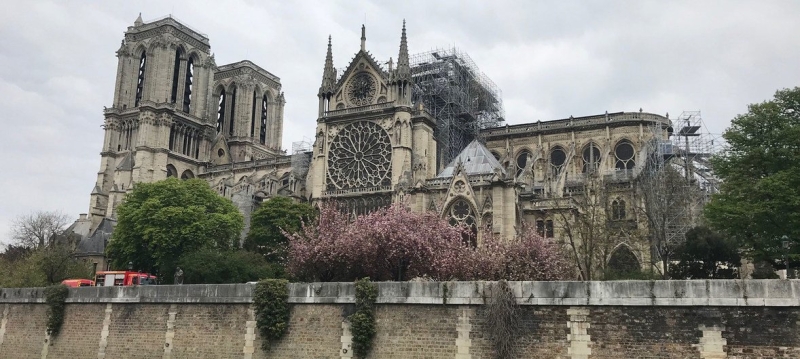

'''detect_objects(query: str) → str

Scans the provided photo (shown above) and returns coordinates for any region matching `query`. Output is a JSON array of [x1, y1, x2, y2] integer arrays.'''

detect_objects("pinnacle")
[[134, 13, 144, 27]]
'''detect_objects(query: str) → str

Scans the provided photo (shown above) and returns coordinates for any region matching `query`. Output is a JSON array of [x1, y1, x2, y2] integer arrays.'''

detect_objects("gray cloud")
[[1, 0, 799, 245]]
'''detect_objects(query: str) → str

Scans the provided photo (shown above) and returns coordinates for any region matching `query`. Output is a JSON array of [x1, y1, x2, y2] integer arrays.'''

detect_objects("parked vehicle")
[[94, 271, 158, 286], [61, 279, 95, 287]]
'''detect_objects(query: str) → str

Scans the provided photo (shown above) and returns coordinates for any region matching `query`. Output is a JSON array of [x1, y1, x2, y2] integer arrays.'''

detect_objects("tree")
[[286, 202, 573, 282], [636, 165, 696, 278], [286, 203, 469, 281], [669, 226, 741, 279], [244, 196, 316, 262], [178, 249, 277, 284], [10, 211, 70, 249], [705, 87, 800, 269], [34, 244, 93, 284], [105, 178, 243, 282], [556, 173, 619, 280], [0, 245, 91, 288], [472, 226, 573, 281]]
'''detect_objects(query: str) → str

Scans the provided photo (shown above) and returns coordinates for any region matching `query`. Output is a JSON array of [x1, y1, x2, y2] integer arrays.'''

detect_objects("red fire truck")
[[94, 271, 158, 286]]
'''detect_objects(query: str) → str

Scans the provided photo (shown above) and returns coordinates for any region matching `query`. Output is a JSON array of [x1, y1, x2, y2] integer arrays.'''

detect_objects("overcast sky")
[[1, 1, 799, 247]]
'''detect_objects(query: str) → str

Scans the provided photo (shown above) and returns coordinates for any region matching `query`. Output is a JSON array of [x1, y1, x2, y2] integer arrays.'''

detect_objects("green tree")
[[244, 196, 315, 263], [669, 226, 741, 279], [0, 245, 91, 288], [178, 249, 277, 284], [105, 178, 243, 282], [705, 87, 800, 269]]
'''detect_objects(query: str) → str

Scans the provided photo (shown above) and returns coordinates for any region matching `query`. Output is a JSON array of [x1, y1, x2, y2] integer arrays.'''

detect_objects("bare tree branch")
[[10, 211, 71, 249]]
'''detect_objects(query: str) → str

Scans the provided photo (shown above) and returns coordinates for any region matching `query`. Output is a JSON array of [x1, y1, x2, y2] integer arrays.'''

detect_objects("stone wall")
[[1, 280, 799, 358]]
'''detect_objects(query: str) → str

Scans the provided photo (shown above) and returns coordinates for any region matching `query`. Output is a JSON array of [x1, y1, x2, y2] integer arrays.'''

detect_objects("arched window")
[[490, 151, 501, 161], [170, 48, 183, 103], [251, 91, 257, 137], [607, 245, 640, 275], [611, 199, 626, 220], [447, 198, 478, 247], [545, 219, 554, 238], [135, 52, 147, 106], [216, 90, 226, 134], [166, 164, 177, 178], [582, 143, 601, 173], [183, 57, 193, 113], [260, 95, 268, 145], [615, 140, 636, 170], [180, 170, 195, 180], [550, 146, 566, 176], [516, 150, 531, 177], [229, 86, 237, 136], [536, 219, 545, 237]]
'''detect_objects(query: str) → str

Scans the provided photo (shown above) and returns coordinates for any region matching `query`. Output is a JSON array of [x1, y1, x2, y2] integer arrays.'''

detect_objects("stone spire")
[[396, 20, 411, 81], [319, 36, 336, 95], [360, 24, 366, 52], [134, 13, 144, 27]]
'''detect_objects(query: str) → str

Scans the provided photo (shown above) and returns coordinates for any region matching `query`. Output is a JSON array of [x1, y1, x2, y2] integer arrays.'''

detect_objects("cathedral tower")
[[89, 14, 216, 230]]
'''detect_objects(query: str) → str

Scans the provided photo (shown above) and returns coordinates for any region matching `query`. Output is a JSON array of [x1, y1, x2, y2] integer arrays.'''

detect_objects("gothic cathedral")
[[76, 14, 675, 276]]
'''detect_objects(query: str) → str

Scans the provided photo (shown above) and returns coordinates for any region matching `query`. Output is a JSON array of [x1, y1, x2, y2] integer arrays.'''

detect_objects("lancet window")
[[182, 58, 193, 113], [229, 86, 237, 136], [216, 91, 226, 134], [250, 91, 257, 137], [170, 48, 183, 104], [611, 199, 626, 220], [135, 52, 147, 107], [260, 95, 268, 145], [582, 143, 602, 173]]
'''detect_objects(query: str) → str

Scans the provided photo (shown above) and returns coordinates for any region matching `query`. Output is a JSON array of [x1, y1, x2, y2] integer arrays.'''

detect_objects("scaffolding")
[[640, 111, 722, 272], [410, 48, 505, 170], [291, 138, 313, 177]]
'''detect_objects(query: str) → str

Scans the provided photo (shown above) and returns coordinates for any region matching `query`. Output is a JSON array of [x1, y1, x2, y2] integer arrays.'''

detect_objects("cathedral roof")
[[437, 140, 505, 178], [75, 218, 116, 256]]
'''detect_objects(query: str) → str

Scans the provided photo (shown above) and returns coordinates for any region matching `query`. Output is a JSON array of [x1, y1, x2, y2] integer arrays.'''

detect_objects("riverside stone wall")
[[0, 280, 799, 359]]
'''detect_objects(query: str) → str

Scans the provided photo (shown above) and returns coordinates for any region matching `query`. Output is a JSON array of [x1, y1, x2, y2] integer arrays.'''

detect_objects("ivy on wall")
[[350, 277, 378, 358], [253, 279, 290, 350], [44, 284, 69, 337]]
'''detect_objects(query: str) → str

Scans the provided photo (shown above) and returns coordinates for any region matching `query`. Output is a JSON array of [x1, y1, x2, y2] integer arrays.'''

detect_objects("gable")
[[332, 51, 389, 109]]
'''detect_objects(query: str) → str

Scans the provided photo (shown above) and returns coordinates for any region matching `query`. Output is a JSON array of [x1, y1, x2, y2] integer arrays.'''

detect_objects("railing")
[[322, 102, 395, 118], [481, 112, 670, 137], [323, 185, 392, 196]]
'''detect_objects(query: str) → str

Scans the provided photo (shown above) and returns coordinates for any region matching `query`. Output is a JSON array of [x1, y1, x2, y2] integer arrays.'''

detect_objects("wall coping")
[[2, 280, 799, 306]]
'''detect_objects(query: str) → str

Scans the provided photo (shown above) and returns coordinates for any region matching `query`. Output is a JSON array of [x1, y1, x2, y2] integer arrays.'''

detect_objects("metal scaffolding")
[[639, 111, 722, 271], [410, 48, 505, 170], [291, 137, 313, 178]]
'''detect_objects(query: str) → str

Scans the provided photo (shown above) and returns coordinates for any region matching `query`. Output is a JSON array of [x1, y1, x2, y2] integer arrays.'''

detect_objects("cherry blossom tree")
[[286, 202, 573, 282]]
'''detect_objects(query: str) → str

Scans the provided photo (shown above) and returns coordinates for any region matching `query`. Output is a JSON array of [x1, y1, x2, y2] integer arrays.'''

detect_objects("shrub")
[[179, 249, 277, 284], [253, 279, 290, 350], [44, 284, 69, 336], [349, 278, 378, 358]]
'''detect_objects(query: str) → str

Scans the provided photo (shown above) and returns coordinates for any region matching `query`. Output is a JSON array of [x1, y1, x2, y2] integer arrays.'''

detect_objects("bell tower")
[[88, 14, 215, 230]]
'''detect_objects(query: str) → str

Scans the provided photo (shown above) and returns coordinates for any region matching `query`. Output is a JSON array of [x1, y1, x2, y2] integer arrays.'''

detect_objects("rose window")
[[327, 121, 392, 190], [346, 72, 377, 106]]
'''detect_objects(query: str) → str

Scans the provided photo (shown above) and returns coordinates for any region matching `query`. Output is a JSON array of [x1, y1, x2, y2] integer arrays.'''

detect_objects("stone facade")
[[2, 281, 800, 358], [77, 14, 678, 276]]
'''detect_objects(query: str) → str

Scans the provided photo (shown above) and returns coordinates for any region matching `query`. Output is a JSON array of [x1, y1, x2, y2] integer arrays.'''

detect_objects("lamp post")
[[782, 236, 791, 279]]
